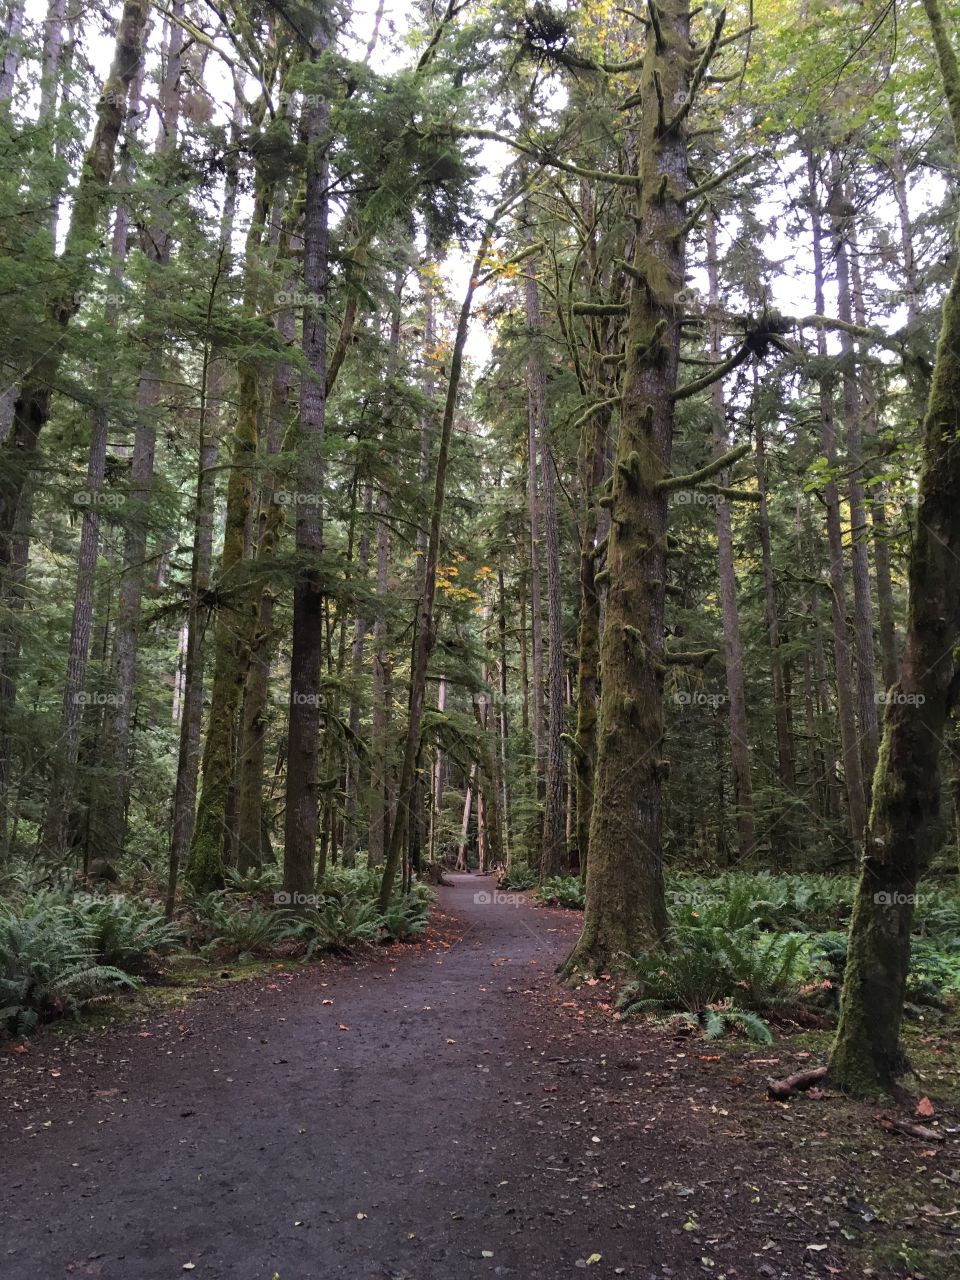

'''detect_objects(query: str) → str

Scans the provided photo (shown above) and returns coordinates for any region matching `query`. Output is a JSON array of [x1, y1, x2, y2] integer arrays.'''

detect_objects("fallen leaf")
[[916, 1096, 935, 1118]]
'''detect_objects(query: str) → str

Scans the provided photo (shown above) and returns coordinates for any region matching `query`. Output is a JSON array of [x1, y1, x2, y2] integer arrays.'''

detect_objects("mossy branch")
[[682, 156, 754, 204], [647, 0, 666, 51], [663, 648, 718, 666], [653, 69, 667, 132], [697, 482, 762, 502], [560, 731, 589, 761], [667, 8, 726, 133], [571, 396, 620, 434], [446, 126, 642, 188], [712, 22, 758, 52], [677, 198, 709, 238], [671, 341, 751, 401], [572, 302, 629, 316], [657, 442, 752, 492]]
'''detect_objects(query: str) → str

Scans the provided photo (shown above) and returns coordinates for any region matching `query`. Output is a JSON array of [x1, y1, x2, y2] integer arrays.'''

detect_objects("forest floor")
[[1, 875, 958, 1280]]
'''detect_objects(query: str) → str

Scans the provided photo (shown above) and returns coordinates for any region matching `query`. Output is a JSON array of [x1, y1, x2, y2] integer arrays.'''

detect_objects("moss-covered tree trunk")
[[828, 0, 960, 1095], [573, 392, 611, 879], [0, 0, 149, 850], [186, 175, 276, 890], [283, 33, 332, 899], [563, 1, 694, 973]]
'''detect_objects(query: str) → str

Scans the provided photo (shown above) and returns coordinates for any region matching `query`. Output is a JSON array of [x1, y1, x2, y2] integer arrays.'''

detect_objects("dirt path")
[[1, 877, 867, 1279]]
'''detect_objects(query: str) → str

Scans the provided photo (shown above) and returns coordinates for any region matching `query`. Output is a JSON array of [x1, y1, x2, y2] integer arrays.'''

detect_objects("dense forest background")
[[2, 0, 960, 1096]]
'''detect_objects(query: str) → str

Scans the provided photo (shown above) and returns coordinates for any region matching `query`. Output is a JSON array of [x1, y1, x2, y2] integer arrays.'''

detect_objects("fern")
[[538, 875, 585, 909]]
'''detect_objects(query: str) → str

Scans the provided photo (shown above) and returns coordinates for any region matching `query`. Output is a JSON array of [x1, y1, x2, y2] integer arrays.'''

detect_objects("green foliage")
[[189, 897, 292, 959], [0, 902, 137, 1037], [498, 862, 537, 890], [617, 920, 814, 1041], [539, 875, 585, 908], [223, 865, 283, 895], [72, 895, 182, 974], [289, 892, 385, 956]]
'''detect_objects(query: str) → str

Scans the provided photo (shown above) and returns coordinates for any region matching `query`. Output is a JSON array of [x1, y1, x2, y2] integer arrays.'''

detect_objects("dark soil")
[[2, 876, 958, 1280]]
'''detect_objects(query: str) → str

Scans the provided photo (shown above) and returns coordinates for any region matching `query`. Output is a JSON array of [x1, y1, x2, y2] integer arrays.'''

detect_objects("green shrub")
[[190, 897, 292, 959], [498, 862, 537, 890], [617, 923, 813, 1041], [539, 875, 585, 909], [73, 895, 182, 974], [0, 905, 136, 1037], [288, 891, 384, 955], [381, 890, 431, 942], [223, 864, 282, 894]]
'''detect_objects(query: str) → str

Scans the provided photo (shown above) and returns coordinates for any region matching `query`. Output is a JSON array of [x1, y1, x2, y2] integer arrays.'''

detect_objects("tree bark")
[[284, 39, 332, 898], [829, 0, 960, 1095], [89, 6, 184, 862], [563, 4, 693, 973], [0, 0, 149, 849], [807, 147, 867, 855], [830, 162, 879, 792], [706, 211, 755, 860], [526, 254, 565, 878]]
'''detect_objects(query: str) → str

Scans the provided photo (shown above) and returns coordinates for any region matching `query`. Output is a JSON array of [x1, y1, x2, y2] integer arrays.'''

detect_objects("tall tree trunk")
[[530, 250, 565, 878], [283, 45, 332, 898], [89, 6, 184, 862], [755, 405, 797, 861], [849, 225, 899, 693], [368, 488, 392, 867], [0, 0, 149, 850], [807, 147, 867, 855], [0, 0, 25, 102], [706, 211, 755, 861], [39, 91, 144, 860], [829, 0, 960, 1095], [573, 384, 612, 881], [367, 269, 404, 867], [524, 261, 546, 807], [341, 482, 373, 866], [563, 3, 693, 972], [188, 171, 273, 890], [830, 162, 879, 790]]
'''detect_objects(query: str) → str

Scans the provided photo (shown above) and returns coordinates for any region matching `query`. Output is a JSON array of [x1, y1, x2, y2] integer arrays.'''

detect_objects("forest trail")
[[2, 878, 848, 1280]]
